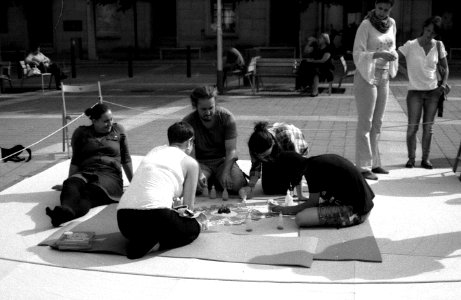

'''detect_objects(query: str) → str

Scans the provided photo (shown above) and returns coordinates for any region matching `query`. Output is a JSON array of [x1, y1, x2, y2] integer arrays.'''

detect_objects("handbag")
[[1, 144, 32, 162], [436, 41, 450, 117]]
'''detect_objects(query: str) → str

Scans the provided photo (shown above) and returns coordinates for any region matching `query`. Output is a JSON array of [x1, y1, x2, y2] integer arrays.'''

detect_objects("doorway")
[[151, 1, 177, 47], [26, 0, 54, 49], [270, 0, 299, 47]]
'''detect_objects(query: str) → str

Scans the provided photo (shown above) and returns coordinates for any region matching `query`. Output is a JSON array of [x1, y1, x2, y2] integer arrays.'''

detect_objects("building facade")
[[0, 0, 457, 60]]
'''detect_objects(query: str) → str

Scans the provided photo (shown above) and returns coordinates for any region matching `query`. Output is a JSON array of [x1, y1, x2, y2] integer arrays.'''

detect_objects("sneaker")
[[371, 167, 389, 174], [361, 171, 378, 181]]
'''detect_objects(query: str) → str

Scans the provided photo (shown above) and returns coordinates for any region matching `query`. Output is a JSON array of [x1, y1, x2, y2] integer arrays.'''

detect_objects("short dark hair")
[[84, 103, 110, 120], [248, 121, 273, 155], [168, 121, 194, 144], [423, 16, 442, 36], [376, 0, 395, 6], [190, 86, 217, 107]]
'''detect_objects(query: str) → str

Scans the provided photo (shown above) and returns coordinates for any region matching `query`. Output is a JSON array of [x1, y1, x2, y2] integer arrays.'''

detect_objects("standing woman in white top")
[[398, 16, 449, 169], [353, 0, 398, 181], [117, 121, 206, 259]]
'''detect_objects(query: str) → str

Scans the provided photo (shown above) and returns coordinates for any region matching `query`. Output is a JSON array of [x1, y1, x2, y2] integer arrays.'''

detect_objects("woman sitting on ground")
[[117, 121, 206, 259], [46, 103, 133, 227], [269, 151, 374, 228]]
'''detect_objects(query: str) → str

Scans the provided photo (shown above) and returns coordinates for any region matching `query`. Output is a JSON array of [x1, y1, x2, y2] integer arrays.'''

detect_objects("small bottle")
[[201, 186, 209, 197], [222, 188, 229, 201], [238, 187, 247, 203], [277, 212, 284, 230], [245, 212, 253, 232], [209, 185, 217, 199], [284, 189, 294, 206]]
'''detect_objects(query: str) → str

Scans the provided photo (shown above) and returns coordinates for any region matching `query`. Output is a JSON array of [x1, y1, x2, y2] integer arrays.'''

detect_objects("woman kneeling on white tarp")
[[117, 121, 207, 259], [268, 151, 374, 228]]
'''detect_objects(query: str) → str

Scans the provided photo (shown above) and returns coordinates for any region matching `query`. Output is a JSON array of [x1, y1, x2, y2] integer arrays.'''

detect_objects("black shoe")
[[361, 171, 378, 180], [126, 240, 156, 260], [372, 167, 389, 174], [421, 160, 433, 169], [306, 92, 319, 97], [46, 206, 74, 227], [405, 159, 415, 168]]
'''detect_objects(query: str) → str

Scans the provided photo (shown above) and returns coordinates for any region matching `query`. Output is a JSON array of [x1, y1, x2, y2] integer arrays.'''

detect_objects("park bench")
[[159, 47, 201, 60], [252, 57, 333, 95], [19, 60, 53, 92], [252, 47, 296, 58]]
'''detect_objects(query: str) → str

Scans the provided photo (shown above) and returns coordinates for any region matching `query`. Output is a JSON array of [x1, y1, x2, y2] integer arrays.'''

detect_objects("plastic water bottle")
[[277, 212, 284, 230], [201, 186, 208, 197], [222, 188, 229, 201], [238, 187, 247, 203], [284, 189, 294, 206], [245, 212, 253, 232], [209, 185, 216, 199]]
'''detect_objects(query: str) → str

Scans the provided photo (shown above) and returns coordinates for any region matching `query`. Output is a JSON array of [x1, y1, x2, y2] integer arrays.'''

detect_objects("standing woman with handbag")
[[353, 0, 399, 181], [397, 16, 449, 169]]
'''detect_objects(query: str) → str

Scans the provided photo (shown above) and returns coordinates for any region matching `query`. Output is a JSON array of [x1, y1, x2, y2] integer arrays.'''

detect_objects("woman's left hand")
[[440, 83, 451, 94]]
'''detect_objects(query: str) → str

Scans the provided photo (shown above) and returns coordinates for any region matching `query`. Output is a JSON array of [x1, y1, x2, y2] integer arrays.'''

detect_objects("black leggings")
[[261, 161, 290, 195], [60, 176, 115, 218], [117, 208, 200, 252]]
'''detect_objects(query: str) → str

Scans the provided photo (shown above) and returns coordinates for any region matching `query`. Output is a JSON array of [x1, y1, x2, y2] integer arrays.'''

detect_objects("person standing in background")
[[353, 0, 398, 180], [398, 16, 449, 169]]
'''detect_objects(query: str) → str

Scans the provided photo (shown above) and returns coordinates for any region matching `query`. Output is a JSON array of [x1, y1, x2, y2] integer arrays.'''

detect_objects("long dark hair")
[[248, 121, 274, 155]]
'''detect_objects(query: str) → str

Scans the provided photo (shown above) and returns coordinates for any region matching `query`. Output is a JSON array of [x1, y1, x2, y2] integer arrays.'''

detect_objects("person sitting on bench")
[[296, 33, 335, 97], [117, 121, 207, 259], [223, 47, 246, 84], [268, 151, 374, 228], [25, 44, 68, 90]]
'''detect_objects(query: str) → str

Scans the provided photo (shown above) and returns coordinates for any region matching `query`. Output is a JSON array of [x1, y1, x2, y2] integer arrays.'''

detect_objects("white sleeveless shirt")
[[117, 145, 186, 210]]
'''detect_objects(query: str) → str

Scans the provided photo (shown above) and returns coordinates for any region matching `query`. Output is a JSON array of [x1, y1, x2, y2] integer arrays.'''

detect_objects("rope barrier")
[[2, 98, 459, 162], [1, 112, 86, 162], [239, 118, 458, 132], [105, 99, 459, 131]]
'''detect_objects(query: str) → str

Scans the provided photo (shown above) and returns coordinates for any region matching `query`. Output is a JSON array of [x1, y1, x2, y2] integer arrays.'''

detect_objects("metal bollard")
[[128, 47, 133, 78], [70, 39, 77, 78], [186, 45, 191, 78]]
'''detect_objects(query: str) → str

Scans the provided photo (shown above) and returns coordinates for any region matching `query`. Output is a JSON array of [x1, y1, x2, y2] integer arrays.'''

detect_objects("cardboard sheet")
[[301, 220, 382, 262], [39, 204, 318, 268]]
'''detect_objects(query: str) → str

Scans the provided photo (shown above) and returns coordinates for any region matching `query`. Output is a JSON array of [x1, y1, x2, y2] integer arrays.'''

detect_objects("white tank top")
[[117, 145, 187, 210]]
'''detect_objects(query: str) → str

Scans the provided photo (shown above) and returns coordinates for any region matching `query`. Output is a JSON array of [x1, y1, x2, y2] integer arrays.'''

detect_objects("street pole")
[[216, 0, 224, 94]]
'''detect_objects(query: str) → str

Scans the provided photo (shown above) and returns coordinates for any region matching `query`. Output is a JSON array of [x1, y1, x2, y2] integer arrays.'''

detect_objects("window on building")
[[209, 0, 237, 36]]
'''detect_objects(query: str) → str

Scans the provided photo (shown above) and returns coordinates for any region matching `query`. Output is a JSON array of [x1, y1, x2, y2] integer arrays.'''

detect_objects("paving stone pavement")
[[1, 60, 460, 191]]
